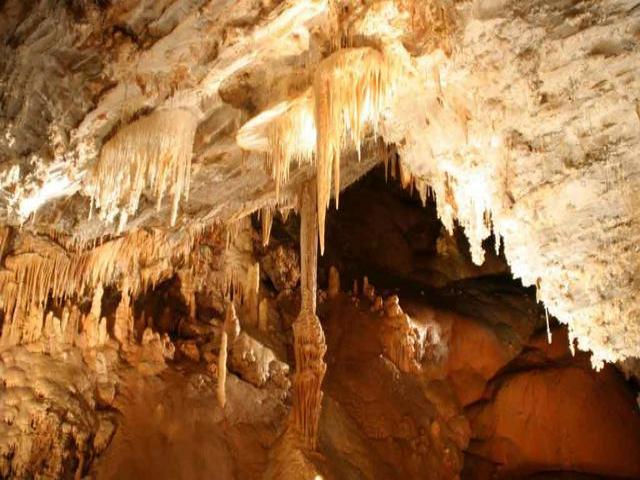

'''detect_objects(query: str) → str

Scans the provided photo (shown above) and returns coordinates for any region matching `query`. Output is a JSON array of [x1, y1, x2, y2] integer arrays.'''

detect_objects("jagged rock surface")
[[1, 0, 638, 368], [0, 347, 119, 478], [1, 1, 640, 479]]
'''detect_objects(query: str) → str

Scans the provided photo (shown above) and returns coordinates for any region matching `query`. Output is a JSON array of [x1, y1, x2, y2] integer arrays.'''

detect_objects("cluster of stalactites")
[[241, 46, 400, 254], [0, 229, 195, 327], [314, 47, 398, 253], [0, 287, 109, 351], [187, 216, 267, 314], [89, 109, 198, 230], [265, 89, 317, 199]]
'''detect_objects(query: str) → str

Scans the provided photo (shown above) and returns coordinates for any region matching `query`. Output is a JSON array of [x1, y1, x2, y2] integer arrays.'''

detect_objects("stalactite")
[[399, 160, 412, 190], [261, 206, 274, 247], [266, 90, 316, 198], [0, 228, 197, 338], [224, 301, 241, 344], [279, 206, 292, 223], [314, 47, 397, 253], [291, 180, 327, 450], [238, 47, 400, 254], [415, 177, 428, 207], [545, 307, 553, 344], [89, 108, 198, 227], [245, 262, 260, 327], [90, 282, 103, 320]]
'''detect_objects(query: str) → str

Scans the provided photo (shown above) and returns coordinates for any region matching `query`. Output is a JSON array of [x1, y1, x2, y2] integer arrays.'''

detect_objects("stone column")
[[291, 179, 327, 450]]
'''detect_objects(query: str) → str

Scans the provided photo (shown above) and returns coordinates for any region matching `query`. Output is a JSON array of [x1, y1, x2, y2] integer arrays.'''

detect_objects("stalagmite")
[[114, 290, 134, 346], [81, 312, 98, 348], [291, 180, 327, 450], [328, 266, 340, 298], [69, 306, 82, 346], [61, 305, 76, 345], [218, 302, 239, 408], [380, 294, 423, 373], [362, 276, 375, 302], [217, 331, 228, 409], [372, 296, 384, 313], [98, 317, 108, 346], [22, 302, 44, 344], [0, 226, 10, 259], [179, 271, 197, 320], [258, 298, 269, 332]]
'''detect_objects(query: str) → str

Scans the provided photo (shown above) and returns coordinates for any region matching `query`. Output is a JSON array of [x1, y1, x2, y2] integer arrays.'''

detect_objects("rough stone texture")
[[0, 347, 118, 478], [1, 0, 637, 367], [388, 0, 640, 367], [260, 243, 301, 292], [467, 334, 640, 478], [91, 369, 290, 480], [230, 331, 290, 389], [0, 1, 639, 478]]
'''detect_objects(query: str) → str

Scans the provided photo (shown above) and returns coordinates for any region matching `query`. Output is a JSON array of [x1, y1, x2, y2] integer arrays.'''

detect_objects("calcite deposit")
[[1, 0, 639, 478]]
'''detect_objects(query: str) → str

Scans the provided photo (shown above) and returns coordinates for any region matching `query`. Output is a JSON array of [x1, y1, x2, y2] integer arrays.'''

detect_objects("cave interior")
[[1, 1, 640, 479]]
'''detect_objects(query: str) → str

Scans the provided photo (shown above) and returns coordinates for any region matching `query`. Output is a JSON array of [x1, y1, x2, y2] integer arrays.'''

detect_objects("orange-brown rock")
[[176, 340, 200, 363], [467, 362, 640, 478], [405, 302, 518, 406]]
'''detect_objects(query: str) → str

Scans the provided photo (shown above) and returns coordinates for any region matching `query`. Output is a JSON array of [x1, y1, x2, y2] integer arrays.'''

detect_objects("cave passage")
[[315, 166, 640, 480]]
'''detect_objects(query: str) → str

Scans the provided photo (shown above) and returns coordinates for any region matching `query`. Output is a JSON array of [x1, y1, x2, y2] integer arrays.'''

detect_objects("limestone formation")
[[0, 0, 639, 478], [218, 330, 228, 408], [327, 266, 340, 299], [291, 180, 327, 450]]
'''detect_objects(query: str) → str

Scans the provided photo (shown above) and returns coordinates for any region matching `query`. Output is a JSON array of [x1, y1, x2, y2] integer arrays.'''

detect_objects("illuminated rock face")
[[390, 0, 640, 369], [0, 0, 639, 478]]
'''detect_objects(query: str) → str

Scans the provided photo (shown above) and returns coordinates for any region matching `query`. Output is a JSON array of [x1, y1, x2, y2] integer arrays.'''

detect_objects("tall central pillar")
[[291, 179, 327, 450]]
